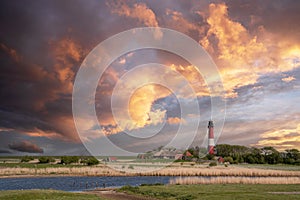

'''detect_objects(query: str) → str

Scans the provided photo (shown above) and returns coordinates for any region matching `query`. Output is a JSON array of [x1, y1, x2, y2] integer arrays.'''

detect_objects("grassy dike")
[[0, 190, 107, 200], [118, 184, 300, 200]]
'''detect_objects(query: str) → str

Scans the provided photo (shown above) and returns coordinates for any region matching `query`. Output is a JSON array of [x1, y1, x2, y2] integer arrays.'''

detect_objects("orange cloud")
[[200, 3, 265, 98], [108, 1, 162, 39], [200, 3, 300, 98], [25, 128, 64, 140], [167, 117, 186, 125], [50, 38, 84, 93], [256, 124, 300, 150], [282, 76, 296, 83], [0, 43, 22, 63], [96, 84, 170, 135], [108, 1, 159, 27], [169, 64, 209, 97], [128, 84, 170, 129], [165, 9, 206, 36]]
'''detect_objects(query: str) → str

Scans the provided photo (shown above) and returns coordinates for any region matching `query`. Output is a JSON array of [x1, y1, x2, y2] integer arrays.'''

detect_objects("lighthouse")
[[208, 120, 215, 155]]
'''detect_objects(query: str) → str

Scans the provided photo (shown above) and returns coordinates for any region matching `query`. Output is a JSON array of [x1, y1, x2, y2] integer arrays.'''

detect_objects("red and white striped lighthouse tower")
[[208, 120, 215, 155]]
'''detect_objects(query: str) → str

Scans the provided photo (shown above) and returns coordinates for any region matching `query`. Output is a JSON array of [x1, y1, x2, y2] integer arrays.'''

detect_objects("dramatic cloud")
[[0, 149, 11, 154], [256, 124, 300, 151], [200, 3, 300, 98], [200, 3, 265, 97], [9, 141, 44, 153], [167, 117, 186, 125], [0, 0, 299, 154], [108, 1, 159, 27]]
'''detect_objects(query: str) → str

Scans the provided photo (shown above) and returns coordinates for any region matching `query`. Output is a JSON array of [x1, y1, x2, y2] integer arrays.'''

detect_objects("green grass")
[[119, 184, 300, 200], [0, 190, 106, 200]]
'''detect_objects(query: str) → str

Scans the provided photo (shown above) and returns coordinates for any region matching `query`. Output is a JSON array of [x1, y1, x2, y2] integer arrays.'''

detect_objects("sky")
[[0, 0, 299, 156]]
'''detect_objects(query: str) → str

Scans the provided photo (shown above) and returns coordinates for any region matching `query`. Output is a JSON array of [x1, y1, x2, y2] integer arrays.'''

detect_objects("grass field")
[[119, 184, 300, 200], [0, 190, 106, 200]]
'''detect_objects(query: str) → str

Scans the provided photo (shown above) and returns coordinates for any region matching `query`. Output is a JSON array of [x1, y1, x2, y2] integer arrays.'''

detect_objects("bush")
[[176, 194, 196, 200], [60, 156, 79, 164], [209, 161, 217, 167], [80, 157, 99, 165], [38, 157, 54, 163], [206, 154, 215, 160], [224, 156, 234, 164], [140, 183, 163, 186], [128, 165, 134, 169], [21, 156, 34, 163], [86, 157, 99, 166], [119, 185, 139, 193]]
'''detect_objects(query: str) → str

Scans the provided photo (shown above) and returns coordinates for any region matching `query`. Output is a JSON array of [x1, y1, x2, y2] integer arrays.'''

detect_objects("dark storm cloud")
[[9, 141, 44, 153], [0, 149, 11, 154], [0, 0, 119, 142], [0, 130, 89, 155], [0, 110, 54, 133]]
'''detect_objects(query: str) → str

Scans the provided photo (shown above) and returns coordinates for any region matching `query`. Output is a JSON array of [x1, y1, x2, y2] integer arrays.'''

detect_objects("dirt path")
[[84, 189, 157, 200]]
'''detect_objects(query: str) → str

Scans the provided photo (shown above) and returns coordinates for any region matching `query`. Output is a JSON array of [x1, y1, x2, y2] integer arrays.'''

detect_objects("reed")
[[169, 176, 300, 184], [142, 166, 300, 177], [0, 165, 299, 177]]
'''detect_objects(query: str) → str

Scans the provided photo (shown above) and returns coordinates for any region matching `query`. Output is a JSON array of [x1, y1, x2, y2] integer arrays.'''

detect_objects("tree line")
[[21, 156, 100, 166], [184, 144, 300, 165]]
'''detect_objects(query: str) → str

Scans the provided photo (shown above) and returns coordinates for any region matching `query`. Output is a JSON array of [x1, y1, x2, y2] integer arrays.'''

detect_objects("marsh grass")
[[0, 164, 299, 177], [143, 166, 300, 177]]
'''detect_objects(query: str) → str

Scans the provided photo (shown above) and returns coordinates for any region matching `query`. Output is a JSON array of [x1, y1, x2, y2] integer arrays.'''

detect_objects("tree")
[[81, 157, 100, 166], [206, 154, 215, 160], [224, 156, 233, 164], [38, 157, 55, 163], [60, 156, 79, 164], [21, 156, 34, 163], [283, 149, 300, 164], [261, 147, 281, 164], [245, 155, 255, 164]]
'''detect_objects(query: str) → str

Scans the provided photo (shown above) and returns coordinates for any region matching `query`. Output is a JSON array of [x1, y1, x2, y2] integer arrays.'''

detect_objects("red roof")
[[218, 157, 224, 163], [185, 151, 192, 157]]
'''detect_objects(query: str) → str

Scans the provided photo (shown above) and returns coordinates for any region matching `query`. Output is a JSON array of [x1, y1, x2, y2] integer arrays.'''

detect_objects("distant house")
[[175, 154, 183, 160], [103, 157, 117, 162], [185, 151, 193, 157], [182, 151, 193, 161], [137, 153, 153, 159], [218, 157, 224, 163], [137, 154, 145, 159], [153, 149, 183, 159]]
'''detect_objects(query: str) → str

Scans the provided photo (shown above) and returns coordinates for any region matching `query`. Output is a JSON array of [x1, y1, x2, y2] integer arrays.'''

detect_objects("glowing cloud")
[[108, 1, 159, 27], [167, 117, 186, 125], [200, 3, 266, 97], [256, 124, 300, 150], [128, 84, 170, 129], [282, 76, 296, 83]]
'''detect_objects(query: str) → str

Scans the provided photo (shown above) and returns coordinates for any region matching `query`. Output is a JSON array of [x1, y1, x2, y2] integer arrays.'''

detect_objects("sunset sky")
[[0, 0, 299, 155]]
